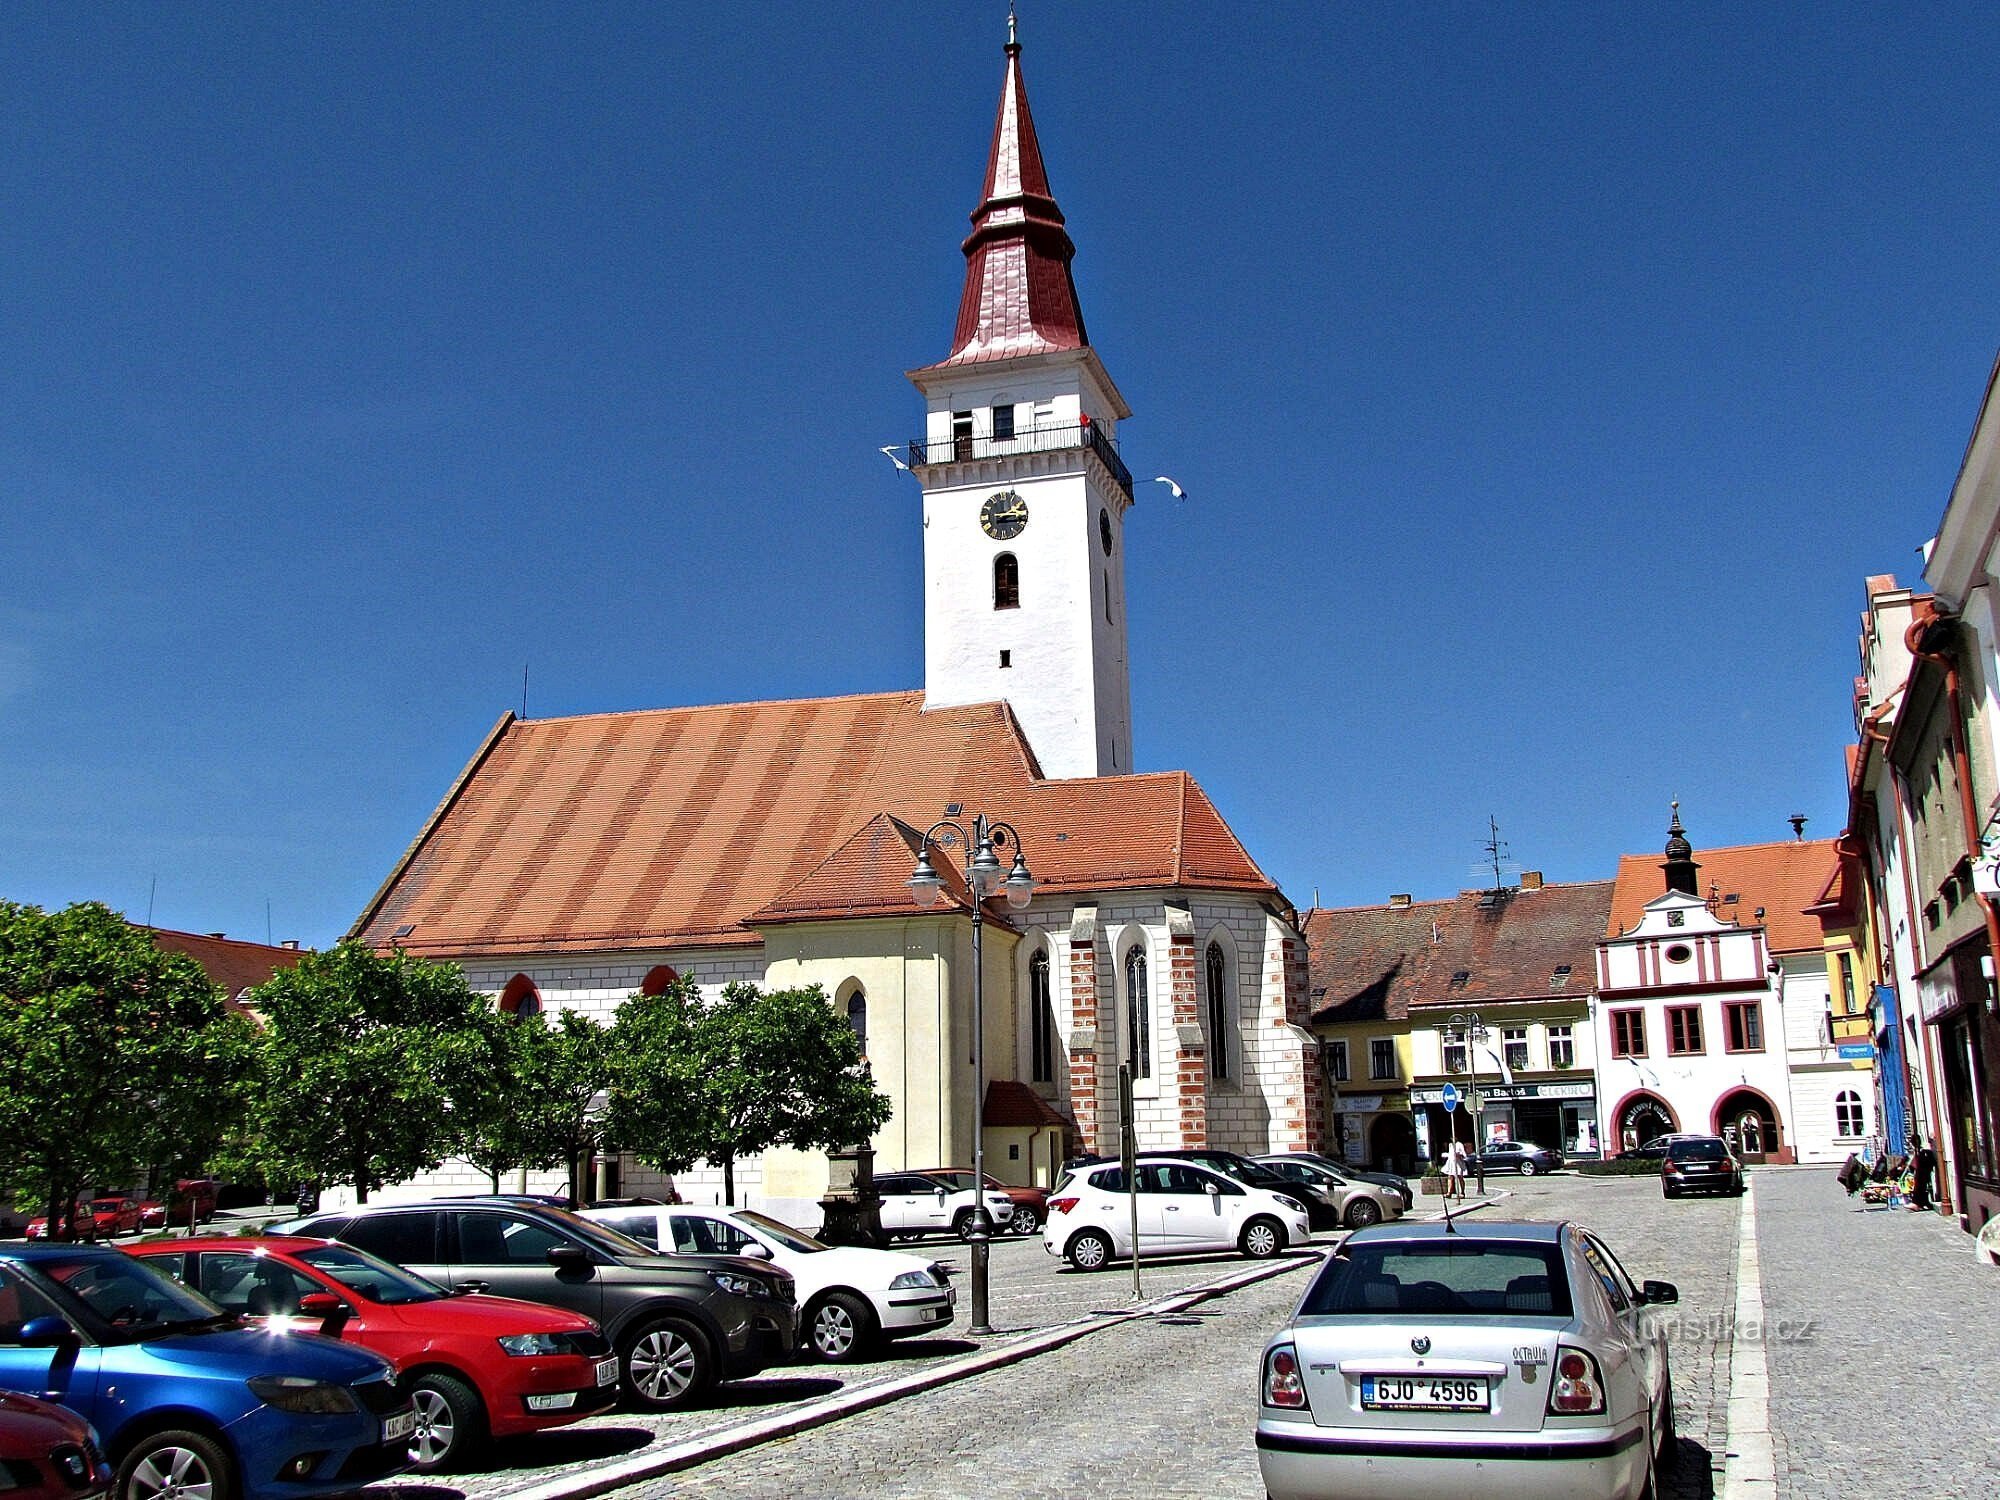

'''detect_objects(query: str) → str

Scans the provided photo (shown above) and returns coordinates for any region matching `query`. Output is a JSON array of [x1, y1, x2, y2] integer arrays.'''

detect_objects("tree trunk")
[[354, 1147, 370, 1204], [565, 1148, 581, 1209], [488, 1165, 501, 1194], [722, 1153, 735, 1206]]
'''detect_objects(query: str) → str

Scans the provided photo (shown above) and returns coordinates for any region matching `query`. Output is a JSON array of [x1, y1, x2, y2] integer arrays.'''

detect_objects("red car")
[[136, 1179, 218, 1231], [24, 1201, 96, 1242], [84, 1198, 142, 1238], [130, 1236, 618, 1472], [0, 1389, 110, 1500]]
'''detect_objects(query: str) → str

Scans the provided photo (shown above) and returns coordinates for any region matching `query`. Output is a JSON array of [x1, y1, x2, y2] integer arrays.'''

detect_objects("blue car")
[[0, 1243, 414, 1500]]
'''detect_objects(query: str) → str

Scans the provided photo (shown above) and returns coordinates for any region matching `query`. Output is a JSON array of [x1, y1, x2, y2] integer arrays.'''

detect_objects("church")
[[343, 26, 1322, 1221]]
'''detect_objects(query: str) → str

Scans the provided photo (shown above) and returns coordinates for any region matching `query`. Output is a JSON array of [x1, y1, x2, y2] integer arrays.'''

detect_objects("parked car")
[[1475, 1140, 1566, 1177], [0, 1389, 110, 1500], [1045, 1157, 1313, 1270], [282, 1198, 798, 1412], [908, 1169, 1049, 1236], [870, 1173, 1019, 1241], [1062, 1150, 1344, 1233], [581, 1204, 955, 1364], [137, 1179, 218, 1231], [1276, 1152, 1416, 1209], [0, 1241, 414, 1500], [82, 1201, 141, 1240], [1661, 1135, 1746, 1198], [1616, 1133, 1700, 1163], [24, 1203, 98, 1244], [1256, 1219, 1678, 1500], [129, 1235, 616, 1472], [1252, 1155, 1403, 1229]]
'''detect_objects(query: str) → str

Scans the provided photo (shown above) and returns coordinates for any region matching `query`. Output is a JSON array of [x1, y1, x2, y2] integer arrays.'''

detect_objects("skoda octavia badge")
[[1410, 1335, 1431, 1355]]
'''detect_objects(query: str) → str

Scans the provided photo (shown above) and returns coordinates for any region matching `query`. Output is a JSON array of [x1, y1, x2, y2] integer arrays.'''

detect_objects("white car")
[[1043, 1157, 1314, 1269], [581, 1203, 956, 1363], [871, 1171, 1019, 1241], [1257, 1219, 1677, 1500]]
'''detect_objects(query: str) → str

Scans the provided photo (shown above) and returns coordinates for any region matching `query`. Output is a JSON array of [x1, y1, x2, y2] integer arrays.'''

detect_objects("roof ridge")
[[519, 688, 923, 727]]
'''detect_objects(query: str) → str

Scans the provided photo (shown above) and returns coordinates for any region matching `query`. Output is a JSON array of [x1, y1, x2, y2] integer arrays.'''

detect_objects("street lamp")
[[1447, 1010, 1490, 1196], [909, 812, 1035, 1335]]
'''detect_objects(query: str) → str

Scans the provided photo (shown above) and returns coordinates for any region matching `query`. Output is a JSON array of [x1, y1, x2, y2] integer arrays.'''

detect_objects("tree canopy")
[[460, 1007, 614, 1204]]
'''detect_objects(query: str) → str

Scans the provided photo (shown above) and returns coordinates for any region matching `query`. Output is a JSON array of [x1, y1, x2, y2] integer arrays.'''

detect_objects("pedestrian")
[[1443, 1139, 1468, 1202], [1911, 1144, 1937, 1211]]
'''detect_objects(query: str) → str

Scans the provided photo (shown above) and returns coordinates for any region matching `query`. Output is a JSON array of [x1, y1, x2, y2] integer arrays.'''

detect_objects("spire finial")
[[1007, 3, 1018, 53]]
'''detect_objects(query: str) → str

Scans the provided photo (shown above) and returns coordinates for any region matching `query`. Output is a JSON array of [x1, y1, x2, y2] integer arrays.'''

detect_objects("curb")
[[1719, 1180, 1775, 1499], [502, 1251, 1322, 1500]]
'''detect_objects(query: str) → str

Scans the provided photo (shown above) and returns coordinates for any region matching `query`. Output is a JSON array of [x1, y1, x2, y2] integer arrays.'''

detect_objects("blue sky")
[[4, 3, 1994, 945]]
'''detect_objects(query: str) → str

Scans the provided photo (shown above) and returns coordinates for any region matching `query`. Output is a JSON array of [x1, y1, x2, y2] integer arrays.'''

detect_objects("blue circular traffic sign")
[[1441, 1082, 1461, 1112]]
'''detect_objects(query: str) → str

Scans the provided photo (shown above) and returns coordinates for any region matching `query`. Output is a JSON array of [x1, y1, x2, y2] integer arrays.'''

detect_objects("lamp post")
[[909, 812, 1035, 1336], [1448, 1010, 1489, 1196]]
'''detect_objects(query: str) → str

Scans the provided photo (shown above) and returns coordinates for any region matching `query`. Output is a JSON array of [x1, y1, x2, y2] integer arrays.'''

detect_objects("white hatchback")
[[1043, 1158, 1314, 1269], [581, 1204, 956, 1363]]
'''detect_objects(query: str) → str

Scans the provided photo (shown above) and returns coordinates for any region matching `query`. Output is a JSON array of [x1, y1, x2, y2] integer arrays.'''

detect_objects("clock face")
[[1099, 508, 1113, 555], [980, 490, 1028, 540]]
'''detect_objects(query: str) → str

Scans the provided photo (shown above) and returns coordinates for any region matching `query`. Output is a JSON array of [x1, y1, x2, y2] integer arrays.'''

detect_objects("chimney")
[[207, 932, 226, 940], [1389, 893, 1412, 908], [280, 939, 299, 950], [1521, 870, 1544, 890], [1789, 813, 1807, 841]]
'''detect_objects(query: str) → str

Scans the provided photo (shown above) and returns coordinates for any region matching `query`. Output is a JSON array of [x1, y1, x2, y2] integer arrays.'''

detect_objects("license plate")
[[596, 1357, 619, 1387], [381, 1409, 417, 1444], [1361, 1376, 1489, 1411]]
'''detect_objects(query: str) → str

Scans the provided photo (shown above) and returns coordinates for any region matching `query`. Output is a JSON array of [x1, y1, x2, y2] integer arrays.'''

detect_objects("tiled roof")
[[922, 35, 1088, 371], [146, 927, 306, 1012], [352, 691, 1277, 957], [1405, 882, 1614, 1010], [1607, 839, 1838, 954], [983, 1079, 1068, 1129], [1303, 899, 1453, 1026]]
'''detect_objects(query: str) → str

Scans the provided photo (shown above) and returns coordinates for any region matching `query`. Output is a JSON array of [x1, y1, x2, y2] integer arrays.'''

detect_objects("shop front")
[[1327, 1090, 1419, 1176], [1409, 1079, 1602, 1162]]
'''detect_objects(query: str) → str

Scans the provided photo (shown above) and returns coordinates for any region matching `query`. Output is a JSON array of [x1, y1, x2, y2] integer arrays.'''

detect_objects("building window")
[[1610, 1009, 1647, 1058], [952, 409, 974, 460], [1838, 953, 1856, 1015], [994, 553, 1020, 610], [1502, 1028, 1529, 1073], [1205, 941, 1231, 1082], [1370, 1038, 1396, 1080], [1725, 1001, 1764, 1053], [1103, 570, 1112, 623], [1667, 1005, 1704, 1055], [1029, 949, 1055, 1084], [1834, 1089, 1865, 1138], [1124, 944, 1151, 1080], [846, 990, 867, 1054], [999, 650, 1011, 668], [1326, 1039, 1349, 1082], [498, 974, 542, 1020], [1443, 1038, 1468, 1073], [1665, 944, 1693, 965], [639, 964, 679, 996], [993, 403, 1015, 440], [1548, 1025, 1575, 1068]]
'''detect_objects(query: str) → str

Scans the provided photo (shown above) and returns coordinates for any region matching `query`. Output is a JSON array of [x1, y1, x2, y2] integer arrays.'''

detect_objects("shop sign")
[[1410, 1080, 1595, 1105], [1836, 1042, 1875, 1061], [1333, 1094, 1386, 1113]]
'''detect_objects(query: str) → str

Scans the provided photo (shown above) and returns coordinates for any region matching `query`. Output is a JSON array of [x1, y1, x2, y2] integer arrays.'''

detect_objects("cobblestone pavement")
[[1755, 1167, 2000, 1499], [378, 1233, 1324, 1500]]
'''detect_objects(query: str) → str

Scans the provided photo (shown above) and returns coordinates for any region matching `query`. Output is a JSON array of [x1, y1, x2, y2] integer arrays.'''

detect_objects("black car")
[[285, 1199, 797, 1411], [1061, 1149, 1343, 1232], [1474, 1140, 1565, 1176], [1661, 1135, 1746, 1198]]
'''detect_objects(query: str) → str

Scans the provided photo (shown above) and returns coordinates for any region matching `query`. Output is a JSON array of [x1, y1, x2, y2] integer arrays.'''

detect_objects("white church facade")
[[339, 28, 1321, 1223]]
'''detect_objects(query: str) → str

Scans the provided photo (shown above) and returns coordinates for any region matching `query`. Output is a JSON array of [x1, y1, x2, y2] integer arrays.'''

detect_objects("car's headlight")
[[708, 1271, 771, 1298], [1275, 1196, 1307, 1215], [888, 1270, 936, 1290], [497, 1332, 568, 1356], [246, 1375, 359, 1414]]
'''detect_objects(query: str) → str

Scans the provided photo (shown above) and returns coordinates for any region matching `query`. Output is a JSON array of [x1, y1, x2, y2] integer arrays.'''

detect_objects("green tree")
[[606, 977, 891, 1204], [250, 941, 506, 1203], [0, 901, 255, 1235], [460, 1008, 614, 1205]]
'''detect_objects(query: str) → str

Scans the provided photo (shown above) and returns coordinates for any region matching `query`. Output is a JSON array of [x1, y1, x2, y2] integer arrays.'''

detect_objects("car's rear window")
[[1668, 1139, 1729, 1161], [1300, 1240, 1573, 1318]]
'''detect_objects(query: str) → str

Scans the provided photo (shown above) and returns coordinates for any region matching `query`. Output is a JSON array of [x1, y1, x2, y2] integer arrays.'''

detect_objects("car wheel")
[[1518, 1160, 1538, 1177], [1066, 1229, 1113, 1271], [622, 1316, 715, 1410], [806, 1291, 875, 1364], [952, 1208, 982, 1241], [407, 1370, 486, 1473], [1239, 1216, 1285, 1259], [117, 1428, 236, 1500], [1344, 1197, 1382, 1229], [1008, 1205, 1040, 1236]]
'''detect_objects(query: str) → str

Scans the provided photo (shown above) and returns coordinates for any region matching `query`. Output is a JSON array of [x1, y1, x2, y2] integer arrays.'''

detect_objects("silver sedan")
[[1256, 1219, 1677, 1499]]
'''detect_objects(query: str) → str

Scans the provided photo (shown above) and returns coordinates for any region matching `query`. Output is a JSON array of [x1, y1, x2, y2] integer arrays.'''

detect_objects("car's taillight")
[[1263, 1344, 1310, 1411], [1662, 1161, 1680, 1174], [1049, 1197, 1079, 1216], [1547, 1346, 1606, 1415]]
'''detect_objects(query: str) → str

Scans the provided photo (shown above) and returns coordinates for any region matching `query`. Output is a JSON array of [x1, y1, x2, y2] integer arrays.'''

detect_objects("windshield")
[[733, 1211, 828, 1254], [1300, 1240, 1574, 1319], [296, 1243, 448, 1304], [33, 1253, 229, 1340]]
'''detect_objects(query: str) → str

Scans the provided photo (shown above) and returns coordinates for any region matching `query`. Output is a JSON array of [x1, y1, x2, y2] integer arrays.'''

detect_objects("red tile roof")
[[352, 691, 1277, 956], [1405, 882, 1614, 1010], [1303, 899, 1453, 1026], [1607, 838, 1838, 954], [146, 927, 306, 1011], [983, 1079, 1068, 1129]]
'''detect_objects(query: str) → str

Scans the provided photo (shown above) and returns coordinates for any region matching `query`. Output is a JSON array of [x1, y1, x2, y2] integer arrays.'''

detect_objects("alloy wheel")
[[813, 1301, 857, 1359], [1244, 1222, 1279, 1257], [630, 1327, 698, 1402], [410, 1386, 456, 1467], [127, 1447, 214, 1500]]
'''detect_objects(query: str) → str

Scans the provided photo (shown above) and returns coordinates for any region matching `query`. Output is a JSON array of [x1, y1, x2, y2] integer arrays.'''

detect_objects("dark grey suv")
[[286, 1199, 797, 1410]]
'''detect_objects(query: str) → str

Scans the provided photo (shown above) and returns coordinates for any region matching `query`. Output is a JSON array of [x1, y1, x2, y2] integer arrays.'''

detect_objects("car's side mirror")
[[17, 1316, 75, 1347], [740, 1243, 772, 1259], [1205, 1182, 1222, 1196], [297, 1291, 351, 1335], [1640, 1280, 1679, 1306], [934, 1187, 947, 1201], [547, 1244, 592, 1272]]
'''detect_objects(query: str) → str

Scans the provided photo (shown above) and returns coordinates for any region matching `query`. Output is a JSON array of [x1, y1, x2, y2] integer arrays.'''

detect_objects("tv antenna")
[[1474, 815, 1519, 892]]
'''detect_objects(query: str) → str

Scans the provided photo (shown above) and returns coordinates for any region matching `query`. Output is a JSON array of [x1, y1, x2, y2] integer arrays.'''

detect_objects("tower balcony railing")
[[905, 421, 1134, 500]]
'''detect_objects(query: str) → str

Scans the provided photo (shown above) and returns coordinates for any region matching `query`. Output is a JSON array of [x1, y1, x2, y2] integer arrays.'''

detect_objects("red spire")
[[934, 24, 1089, 367]]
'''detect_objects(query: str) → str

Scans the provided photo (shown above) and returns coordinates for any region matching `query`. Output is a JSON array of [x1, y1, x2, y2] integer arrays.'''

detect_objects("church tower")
[[906, 19, 1135, 779]]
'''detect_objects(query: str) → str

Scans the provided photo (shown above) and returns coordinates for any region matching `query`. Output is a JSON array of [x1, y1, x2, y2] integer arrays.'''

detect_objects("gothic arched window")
[[1206, 941, 1231, 1081], [1029, 948, 1055, 1083], [639, 964, 679, 996], [846, 990, 867, 1055], [498, 974, 542, 1020], [994, 553, 1020, 610], [1124, 943, 1151, 1080]]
